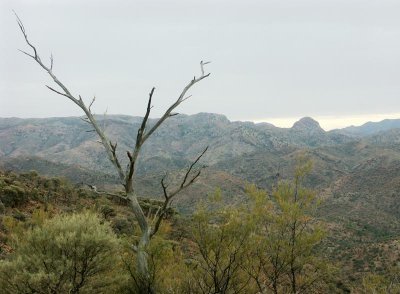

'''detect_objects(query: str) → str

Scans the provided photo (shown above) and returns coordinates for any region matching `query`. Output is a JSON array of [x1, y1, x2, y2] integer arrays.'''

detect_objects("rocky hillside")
[[0, 114, 353, 173], [1, 113, 400, 278], [0, 114, 355, 200], [337, 118, 400, 137], [1, 113, 400, 202]]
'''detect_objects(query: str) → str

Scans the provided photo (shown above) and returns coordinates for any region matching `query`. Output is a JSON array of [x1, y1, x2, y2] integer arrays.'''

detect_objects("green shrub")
[[0, 201, 5, 214], [112, 217, 133, 235], [12, 210, 26, 222], [30, 187, 40, 200], [0, 212, 122, 293], [20, 170, 38, 181], [0, 185, 27, 207], [51, 177, 62, 188], [100, 204, 116, 219]]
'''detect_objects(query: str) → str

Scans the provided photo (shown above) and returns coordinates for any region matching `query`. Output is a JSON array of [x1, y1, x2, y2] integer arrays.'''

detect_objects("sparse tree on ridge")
[[15, 13, 210, 292]]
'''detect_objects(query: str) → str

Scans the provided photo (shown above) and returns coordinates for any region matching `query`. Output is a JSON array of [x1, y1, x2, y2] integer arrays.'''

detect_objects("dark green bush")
[[0, 185, 27, 207], [112, 217, 133, 235], [100, 204, 116, 219], [12, 210, 26, 222], [0, 202, 5, 214]]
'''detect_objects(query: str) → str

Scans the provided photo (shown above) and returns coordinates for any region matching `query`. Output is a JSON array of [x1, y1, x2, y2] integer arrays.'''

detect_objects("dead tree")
[[15, 14, 210, 291]]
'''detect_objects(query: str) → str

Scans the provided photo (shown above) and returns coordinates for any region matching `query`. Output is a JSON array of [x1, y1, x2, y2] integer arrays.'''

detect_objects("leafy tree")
[[246, 156, 333, 293], [0, 212, 122, 293], [186, 194, 255, 294]]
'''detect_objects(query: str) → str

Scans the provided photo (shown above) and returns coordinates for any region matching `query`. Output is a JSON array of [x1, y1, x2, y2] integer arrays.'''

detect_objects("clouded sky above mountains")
[[1, 0, 400, 130]]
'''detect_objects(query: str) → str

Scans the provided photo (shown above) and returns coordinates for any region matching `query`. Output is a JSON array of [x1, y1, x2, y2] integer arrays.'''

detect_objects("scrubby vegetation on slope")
[[1, 163, 399, 293]]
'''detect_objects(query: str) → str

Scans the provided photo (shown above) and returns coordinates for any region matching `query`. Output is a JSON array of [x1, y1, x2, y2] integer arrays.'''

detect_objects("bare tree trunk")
[[137, 228, 152, 292], [15, 13, 210, 292], [126, 192, 151, 289]]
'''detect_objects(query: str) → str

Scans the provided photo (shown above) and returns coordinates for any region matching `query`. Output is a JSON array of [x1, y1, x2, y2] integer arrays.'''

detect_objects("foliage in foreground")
[[187, 195, 254, 293], [0, 212, 122, 294], [245, 156, 335, 293], [121, 225, 189, 293], [2, 166, 399, 293], [182, 156, 336, 293]]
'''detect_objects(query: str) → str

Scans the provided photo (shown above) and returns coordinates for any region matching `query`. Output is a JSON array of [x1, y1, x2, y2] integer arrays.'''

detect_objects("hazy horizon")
[[1, 110, 400, 131]]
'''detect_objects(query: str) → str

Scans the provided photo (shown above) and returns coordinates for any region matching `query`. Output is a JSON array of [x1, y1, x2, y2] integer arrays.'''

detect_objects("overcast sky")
[[1, 0, 400, 130]]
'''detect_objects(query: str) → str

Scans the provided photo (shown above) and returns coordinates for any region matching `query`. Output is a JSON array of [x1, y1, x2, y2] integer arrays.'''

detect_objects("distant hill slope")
[[1, 113, 400, 197], [335, 118, 400, 137], [0, 113, 353, 171], [2, 113, 400, 278]]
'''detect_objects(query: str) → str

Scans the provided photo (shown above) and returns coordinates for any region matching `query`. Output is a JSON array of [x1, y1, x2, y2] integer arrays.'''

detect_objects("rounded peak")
[[191, 112, 230, 122], [292, 117, 324, 132]]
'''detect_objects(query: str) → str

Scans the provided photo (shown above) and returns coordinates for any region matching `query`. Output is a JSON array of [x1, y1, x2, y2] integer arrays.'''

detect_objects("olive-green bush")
[[0, 212, 122, 293], [0, 185, 27, 207]]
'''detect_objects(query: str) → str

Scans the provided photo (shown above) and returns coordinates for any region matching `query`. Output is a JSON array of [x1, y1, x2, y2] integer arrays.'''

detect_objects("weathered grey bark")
[[15, 13, 210, 290]]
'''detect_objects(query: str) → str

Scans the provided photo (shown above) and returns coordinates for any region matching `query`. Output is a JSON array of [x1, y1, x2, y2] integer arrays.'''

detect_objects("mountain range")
[[1, 113, 400, 279]]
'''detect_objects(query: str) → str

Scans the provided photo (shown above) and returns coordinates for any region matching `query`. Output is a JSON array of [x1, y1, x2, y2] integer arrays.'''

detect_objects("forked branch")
[[141, 63, 210, 144], [151, 146, 208, 237], [15, 13, 126, 184], [123, 62, 210, 192]]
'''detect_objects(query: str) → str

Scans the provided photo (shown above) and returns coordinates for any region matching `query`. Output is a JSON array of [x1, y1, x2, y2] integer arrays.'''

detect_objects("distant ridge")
[[338, 118, 400, 136], [2, 114, 400, 137]]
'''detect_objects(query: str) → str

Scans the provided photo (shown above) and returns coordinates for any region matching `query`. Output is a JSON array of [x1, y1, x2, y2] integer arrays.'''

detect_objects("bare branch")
[[161, 176, 169, 200], [200, 60, 211, 76], [110, 141, 117, 151], [103, 107, 108, 132], [14, 11, 38, 59], [15, 13, 126, 184], [151, 147, 208, 237], [17, 49, 34, 59], [137, 87, 155, 145], [87, 185, 129, 202], [152, 206, 162, 225], [141, 61, 211, 144], [80, 117, 91, 124], [50, 53, 53, 71], [46, 85, 71, 99], [89, 96, 96, 112], [127, 151, 133, 162], [16, 14, 77, 104], [181, 95, 192, 103], [110, 141, 123, 175], [122, 62, 210, 195], [181, 146, 208, 188], [146, 206, 153, 219], [123, 87, 157, 192]]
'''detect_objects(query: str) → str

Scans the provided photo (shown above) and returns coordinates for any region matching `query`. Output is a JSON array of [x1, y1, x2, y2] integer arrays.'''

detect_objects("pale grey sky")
[[1, 0, 400, 130]]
